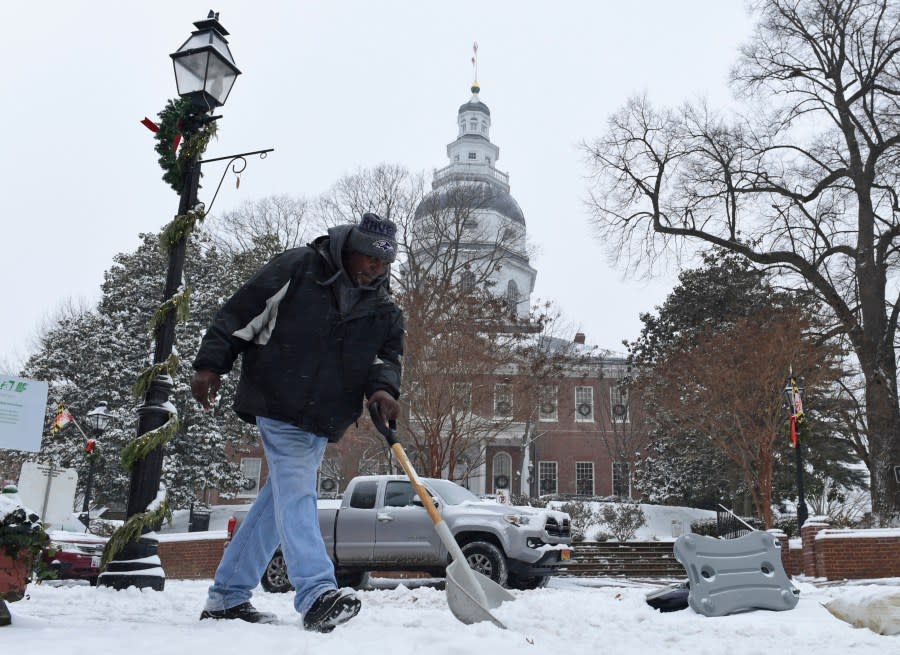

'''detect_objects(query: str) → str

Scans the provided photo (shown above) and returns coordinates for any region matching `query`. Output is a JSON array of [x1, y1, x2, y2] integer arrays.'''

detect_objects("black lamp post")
[[783, 374, 809, 533], [128, 12, 240, 517], [99, 12, 241, 592], [79, 402, 112, 532], [521, 420, 549, 498]]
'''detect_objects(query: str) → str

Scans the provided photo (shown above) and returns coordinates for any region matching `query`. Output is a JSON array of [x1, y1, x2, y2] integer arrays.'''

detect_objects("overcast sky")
[[0, 1, 755, 370]]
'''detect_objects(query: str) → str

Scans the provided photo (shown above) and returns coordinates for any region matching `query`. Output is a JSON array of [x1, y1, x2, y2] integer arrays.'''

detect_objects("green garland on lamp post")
[[99, 100, 216, 585], [99, 100, 214, 579], [153, 98, 217, 194]]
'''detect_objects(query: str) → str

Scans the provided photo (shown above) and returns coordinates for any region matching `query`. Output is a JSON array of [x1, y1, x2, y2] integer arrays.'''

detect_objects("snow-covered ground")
[[5, 497, 899, 649], [4, 575, 898, 653]]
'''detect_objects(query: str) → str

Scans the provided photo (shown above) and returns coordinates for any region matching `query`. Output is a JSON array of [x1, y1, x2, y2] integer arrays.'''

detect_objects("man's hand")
[[191, 370, 221, 411], [367, 389, 399, 424]]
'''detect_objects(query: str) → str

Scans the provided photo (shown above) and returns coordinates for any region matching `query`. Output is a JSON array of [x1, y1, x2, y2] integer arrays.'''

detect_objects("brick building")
[[482, 341, 644, 499]]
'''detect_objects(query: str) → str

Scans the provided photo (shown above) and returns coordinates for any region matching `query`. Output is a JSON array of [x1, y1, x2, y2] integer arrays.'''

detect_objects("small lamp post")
[[79, 402, 112, 532], [101, 12, 242, 592], [132, 11, 241, 514], [521, 420, 548, 498], [783, 374, 809, 532]]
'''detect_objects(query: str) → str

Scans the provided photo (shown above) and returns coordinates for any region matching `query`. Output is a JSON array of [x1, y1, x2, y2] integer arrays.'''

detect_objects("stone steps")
[[558, 541, 687, 578]]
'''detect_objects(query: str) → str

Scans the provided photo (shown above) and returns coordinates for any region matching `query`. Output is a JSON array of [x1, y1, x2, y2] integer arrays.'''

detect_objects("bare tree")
[[315, 164, 426, 229], [652, 309, 840, 527], [204, 194, 319, 263], [399, 282, 567, 480], [594, 373, 650, 498], [585, 0, 900, 523]]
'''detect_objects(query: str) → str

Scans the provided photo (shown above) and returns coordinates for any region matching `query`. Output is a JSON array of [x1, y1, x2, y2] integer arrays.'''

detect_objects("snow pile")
[[825, 588, 900, 636]]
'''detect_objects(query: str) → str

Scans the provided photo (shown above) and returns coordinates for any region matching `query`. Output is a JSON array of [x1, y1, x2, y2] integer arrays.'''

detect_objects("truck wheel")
[[260, 550, 294, 593], [461, 541, 508, 587], [506, 573, 549, 590]]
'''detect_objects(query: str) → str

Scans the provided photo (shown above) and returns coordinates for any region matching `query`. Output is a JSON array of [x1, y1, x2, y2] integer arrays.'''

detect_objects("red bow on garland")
[[141, 117, 182, 153]]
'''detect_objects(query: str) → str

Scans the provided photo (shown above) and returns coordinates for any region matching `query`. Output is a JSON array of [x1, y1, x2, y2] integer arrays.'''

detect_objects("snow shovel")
[[369, 403, 514, 628]]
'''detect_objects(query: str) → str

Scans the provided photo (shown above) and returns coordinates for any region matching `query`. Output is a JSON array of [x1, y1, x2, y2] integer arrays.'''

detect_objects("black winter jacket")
[[193, 225, 404, 442]]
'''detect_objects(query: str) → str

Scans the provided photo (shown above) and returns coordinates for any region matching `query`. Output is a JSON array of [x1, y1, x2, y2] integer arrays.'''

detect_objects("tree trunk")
[[864, 371, 900, 524]]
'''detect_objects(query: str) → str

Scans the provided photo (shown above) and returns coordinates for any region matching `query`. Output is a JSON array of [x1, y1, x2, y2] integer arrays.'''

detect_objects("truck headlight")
[[503, 514, 531, 526]]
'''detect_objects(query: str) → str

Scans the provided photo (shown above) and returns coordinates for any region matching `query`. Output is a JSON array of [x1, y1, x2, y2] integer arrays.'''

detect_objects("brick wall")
[[149, 526, 900, 583], [814, 529, 900, 580], [786, 540, 803, 576], [767, 529, 791, 575], [800, 521, 830, 576], [156, 535, 227, 580]]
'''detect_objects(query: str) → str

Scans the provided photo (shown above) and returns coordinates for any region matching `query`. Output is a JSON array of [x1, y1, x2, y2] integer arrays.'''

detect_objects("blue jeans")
[[205, 416, 336, 615]]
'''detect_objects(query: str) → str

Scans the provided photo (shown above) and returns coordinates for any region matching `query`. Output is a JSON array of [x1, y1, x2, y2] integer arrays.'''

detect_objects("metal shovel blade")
[[446, 558, 515, 628]]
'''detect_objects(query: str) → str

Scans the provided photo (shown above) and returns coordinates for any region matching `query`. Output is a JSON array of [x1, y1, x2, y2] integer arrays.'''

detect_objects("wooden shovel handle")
[[369, 402, 442, 525], [390, 442, 442, 525]]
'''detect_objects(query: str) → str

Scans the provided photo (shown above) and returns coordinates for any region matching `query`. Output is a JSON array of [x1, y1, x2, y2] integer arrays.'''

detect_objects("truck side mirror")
[[412, 495, 439, 510]]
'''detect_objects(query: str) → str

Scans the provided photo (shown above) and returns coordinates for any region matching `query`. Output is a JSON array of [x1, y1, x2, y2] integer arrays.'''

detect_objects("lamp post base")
[[97, 536, 165, 591], [97, 573, 165, 592]]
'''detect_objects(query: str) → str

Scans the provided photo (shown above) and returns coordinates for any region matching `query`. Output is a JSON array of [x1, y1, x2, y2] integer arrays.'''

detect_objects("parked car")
[[41, 531, 107, 585], [229, 475, 573, 593]]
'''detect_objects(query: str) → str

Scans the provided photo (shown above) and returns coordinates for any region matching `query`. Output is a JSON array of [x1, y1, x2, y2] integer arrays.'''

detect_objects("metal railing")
[[432, 163, 510, 188], [716, 504, 757, 539]]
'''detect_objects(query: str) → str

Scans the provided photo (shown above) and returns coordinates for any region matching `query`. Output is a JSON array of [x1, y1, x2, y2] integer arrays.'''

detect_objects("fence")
[[715, 504, 756, 540]]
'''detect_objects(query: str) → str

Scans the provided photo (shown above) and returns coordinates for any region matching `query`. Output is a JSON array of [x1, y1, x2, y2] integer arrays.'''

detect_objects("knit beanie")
[[346, 212, 398, 263]]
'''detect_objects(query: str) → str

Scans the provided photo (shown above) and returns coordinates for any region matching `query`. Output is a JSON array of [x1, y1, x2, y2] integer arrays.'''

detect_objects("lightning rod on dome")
[[471, 41, 479, 93]]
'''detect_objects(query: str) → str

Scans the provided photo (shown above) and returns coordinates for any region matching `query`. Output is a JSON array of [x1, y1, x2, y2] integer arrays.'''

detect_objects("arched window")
[[506, 280, 519, 312], [492, 452, 512, 492], [470, 118, 478, 131], [460, 271, 475, 292]]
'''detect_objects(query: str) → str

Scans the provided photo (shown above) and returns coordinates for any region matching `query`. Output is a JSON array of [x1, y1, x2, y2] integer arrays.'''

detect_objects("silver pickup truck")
[[233, 475, 572, 592]]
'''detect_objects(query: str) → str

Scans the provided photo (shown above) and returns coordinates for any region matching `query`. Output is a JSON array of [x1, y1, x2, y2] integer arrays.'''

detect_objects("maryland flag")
[[786, 376, 805, 448], [50, 405, 74, 435]]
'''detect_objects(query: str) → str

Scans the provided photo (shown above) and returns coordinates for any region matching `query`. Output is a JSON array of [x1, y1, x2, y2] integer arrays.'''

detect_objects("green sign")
[[0, 374, 49, 452]]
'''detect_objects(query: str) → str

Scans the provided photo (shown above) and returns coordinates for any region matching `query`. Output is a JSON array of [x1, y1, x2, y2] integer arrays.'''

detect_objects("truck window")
[[384, 481, 416, 507], [349, 480, 378, 509]]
